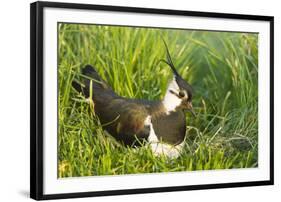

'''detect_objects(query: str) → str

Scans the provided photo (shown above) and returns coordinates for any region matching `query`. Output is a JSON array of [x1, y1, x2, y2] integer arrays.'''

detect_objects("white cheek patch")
[[144, 116, 184, 158], [162, 77, 182, 114], [168, 77, 180, 92]]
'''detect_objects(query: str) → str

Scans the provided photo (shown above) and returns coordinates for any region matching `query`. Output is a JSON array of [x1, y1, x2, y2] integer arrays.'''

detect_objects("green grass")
[[58, 23, 258, 177]]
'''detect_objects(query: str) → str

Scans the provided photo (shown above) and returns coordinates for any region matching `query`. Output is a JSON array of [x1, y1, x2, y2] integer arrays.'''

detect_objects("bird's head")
[[162, 41, 195, 117]]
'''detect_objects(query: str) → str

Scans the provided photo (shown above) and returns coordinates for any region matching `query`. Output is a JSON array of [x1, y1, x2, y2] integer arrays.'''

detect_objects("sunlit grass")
[[58, 23, 258, 177]]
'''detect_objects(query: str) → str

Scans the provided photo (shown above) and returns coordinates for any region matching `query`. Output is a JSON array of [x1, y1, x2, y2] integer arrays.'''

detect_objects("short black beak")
[[189, 108, 196, 117], [187, 102, 196, 117]]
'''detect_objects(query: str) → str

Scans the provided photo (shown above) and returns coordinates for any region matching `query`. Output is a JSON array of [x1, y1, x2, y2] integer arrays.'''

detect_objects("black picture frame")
[[30, 1, 274, 200]]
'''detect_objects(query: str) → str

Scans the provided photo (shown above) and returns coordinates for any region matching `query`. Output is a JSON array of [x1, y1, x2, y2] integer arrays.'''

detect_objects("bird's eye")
[[178, 91, 185, 98]]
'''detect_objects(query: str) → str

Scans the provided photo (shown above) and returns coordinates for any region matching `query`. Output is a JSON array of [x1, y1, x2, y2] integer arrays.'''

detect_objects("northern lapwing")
[[72, 41, 195, 158]]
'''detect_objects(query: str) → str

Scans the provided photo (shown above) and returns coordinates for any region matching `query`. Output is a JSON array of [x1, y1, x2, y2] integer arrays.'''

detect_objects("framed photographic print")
[[30, 1, 274, 200]]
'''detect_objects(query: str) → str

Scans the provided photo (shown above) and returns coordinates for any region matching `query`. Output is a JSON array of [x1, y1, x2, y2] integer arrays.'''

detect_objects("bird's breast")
[[151, 111, 186, 145]]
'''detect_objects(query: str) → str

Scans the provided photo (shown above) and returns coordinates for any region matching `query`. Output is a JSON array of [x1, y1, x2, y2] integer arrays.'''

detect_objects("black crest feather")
[[162, 39, 180, 77]]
